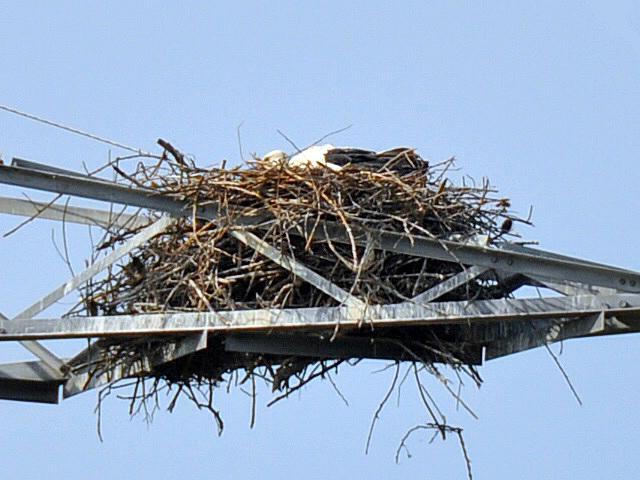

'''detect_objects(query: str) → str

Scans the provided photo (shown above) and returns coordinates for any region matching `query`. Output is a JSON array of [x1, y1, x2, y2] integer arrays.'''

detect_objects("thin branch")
[[365, 362, 400, 454]]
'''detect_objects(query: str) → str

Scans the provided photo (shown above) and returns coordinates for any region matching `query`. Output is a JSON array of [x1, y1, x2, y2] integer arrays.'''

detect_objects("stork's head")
[[261, 150, 288, 166]]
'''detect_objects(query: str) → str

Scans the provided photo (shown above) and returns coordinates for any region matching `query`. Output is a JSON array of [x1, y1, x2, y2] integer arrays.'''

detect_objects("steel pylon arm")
[[1, 293, 639, 339], [0, 159, 639, 404]]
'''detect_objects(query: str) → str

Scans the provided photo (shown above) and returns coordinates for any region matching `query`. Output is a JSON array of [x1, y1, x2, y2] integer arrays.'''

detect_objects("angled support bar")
[[9, 216, 175, 375], [230, 230, 365, 309], [411, 266, 490, 303], [63, 331, 208, 398], [0, 196, 149, 229], [14, 215, 175, 321]]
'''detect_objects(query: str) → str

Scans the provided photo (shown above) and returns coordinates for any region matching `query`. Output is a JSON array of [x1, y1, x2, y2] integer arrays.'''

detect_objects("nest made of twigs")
[[80, 147, 521, 317]]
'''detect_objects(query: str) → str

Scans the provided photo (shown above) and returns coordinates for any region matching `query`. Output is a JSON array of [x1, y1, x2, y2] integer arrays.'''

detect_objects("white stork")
[[261, 145, 426, 173], [262, 144, 342, 171]]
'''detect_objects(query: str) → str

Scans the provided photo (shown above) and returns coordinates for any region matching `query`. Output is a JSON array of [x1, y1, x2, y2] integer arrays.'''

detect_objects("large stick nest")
[[83, 146, 520, 316], [74, 142, 529, 470]]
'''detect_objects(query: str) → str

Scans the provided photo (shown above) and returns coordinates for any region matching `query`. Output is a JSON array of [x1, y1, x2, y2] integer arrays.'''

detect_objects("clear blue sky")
[[1, 2, 640, 478]]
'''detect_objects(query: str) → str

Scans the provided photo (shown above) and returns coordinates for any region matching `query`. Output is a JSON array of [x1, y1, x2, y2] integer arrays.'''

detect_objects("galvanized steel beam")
[[7, 216, 174, 375], [0, 359, 66, 382], [526, 274, 617, 296], [484, 313, 606, 360], [225, 333, 401, 360], [0, 164, 206, 219], [501, 242, 639, 273], [0, 196, 149, 229], [2, 294, 640, 340], [224, 332, 483, 364], [411, 266, 490, 303], [0, 359, 63, 404], [12, 158, 102, 179], [0, 378, 60, 404], [362, 228, 640, 293]]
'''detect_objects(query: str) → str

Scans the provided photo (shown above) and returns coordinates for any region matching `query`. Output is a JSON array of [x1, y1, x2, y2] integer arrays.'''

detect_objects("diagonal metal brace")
[[62, 331, 208, 398], [9, 216, 175, 374], [0, 196, 149, 229], [230, 230, 366, 309], [411, 266, 490, 304]]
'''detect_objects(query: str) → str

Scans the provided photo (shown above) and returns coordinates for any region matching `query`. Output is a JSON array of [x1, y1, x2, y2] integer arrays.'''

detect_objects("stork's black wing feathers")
[[324, 148, 377, 166], [326, 147, 428, 174]]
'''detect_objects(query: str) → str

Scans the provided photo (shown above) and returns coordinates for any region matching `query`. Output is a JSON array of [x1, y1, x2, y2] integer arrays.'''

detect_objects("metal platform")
[[0, 158, 639, 404]]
